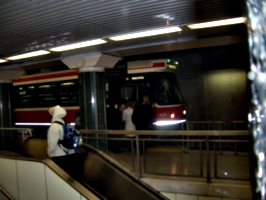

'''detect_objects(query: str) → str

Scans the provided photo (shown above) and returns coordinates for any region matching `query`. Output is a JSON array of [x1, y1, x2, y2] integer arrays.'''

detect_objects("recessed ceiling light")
[[49, 39, 107, 52], [187, 17, 246, 29], [6, 50, 50, 60], [154, 14, 175, 20], [109, 26, 182, 41]]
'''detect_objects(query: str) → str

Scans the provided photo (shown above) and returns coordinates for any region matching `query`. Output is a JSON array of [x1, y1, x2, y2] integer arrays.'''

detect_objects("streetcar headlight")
[[183, 110, 186, 115], [153, 120, 186, 126], [170, 113, 175, 119]]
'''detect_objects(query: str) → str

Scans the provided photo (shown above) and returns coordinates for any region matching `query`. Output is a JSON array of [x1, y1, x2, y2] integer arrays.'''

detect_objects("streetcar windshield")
[[154, 73, 184, 105]]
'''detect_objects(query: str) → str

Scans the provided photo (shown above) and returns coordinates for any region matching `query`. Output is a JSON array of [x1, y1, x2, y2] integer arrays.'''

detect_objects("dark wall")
[[124, 43, 251, 122]]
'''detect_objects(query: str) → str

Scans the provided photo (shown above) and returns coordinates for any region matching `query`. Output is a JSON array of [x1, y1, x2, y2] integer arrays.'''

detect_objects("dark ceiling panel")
[[0, 0, 246, 69]]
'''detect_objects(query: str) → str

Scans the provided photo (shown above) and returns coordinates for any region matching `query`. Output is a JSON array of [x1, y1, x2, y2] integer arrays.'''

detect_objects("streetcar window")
[[59, 81, 78, 105], [155, 73, 184, 105], [16, 85, 36, 107], [39, 84, 56, 106], [121, 86, 134, 99]]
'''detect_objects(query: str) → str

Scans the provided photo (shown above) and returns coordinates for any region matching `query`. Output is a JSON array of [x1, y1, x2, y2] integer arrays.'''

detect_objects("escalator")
[[1, 138, 167, 200], [80, 144, 166, 200]]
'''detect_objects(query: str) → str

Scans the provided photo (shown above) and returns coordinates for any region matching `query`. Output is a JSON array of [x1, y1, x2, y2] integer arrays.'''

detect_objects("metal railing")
[[0, 127, 33, 141], [0, 127, 33, 150], [184, 121, 227, 130], [0, 122, 250, 183], [183, 121, 248, 130], [181, 121, 249, 155], [80, 129, 251, 183]]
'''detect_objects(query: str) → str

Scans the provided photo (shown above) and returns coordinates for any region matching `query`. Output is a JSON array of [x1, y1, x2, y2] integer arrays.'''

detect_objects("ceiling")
[[0, 0, 247, 71]]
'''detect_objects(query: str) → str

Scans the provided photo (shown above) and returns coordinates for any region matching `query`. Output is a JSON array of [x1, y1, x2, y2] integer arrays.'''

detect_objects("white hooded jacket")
[[47, 107, 75, 157]]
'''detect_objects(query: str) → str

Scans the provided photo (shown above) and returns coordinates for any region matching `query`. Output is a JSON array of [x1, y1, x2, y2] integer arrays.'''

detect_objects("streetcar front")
[[127, 59, 187, 130], [152, 71, 186, 130]]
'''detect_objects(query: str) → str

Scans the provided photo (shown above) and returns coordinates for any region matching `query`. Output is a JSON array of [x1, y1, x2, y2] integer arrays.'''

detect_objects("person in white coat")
[[47, 106, 76, 178], [122, 99, 136, 150], [122, 99, 136, 132]]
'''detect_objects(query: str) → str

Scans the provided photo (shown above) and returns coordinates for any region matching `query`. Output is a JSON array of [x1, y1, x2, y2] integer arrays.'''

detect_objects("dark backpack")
[[53, 121, 82, 150]]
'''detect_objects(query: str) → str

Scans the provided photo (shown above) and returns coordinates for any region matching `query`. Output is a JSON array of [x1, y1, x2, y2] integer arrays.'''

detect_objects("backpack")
[[53, 121, 82, 150]]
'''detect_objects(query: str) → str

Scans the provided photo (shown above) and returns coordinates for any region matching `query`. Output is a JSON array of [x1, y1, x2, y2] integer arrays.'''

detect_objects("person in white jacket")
[[122, 99, 136, 150], [122, 99, 136, 132], [47, 106, 76, 177]]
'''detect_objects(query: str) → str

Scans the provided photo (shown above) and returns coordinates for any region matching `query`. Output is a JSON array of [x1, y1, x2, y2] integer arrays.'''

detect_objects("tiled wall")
[[0, 158, 94, 200]]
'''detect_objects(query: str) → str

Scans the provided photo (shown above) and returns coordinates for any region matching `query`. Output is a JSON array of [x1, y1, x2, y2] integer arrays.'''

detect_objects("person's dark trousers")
[[52, 153, 87, 181]]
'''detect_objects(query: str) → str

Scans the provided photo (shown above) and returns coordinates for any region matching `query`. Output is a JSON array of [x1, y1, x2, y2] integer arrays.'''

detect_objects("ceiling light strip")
[[187, 17, 246, 29], [49, 39, 107, 52], [6, 50, 50, 60], [0, 59, 7, 63], [109, 26, 182, 41]]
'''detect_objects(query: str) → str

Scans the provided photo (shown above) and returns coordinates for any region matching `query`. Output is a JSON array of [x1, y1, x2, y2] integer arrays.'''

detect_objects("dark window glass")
[[38, 84, 56, 106], [107, 72, 184, 106], [15, 80, 79, 108], [59, 81, 79, 105], [154, 72, 184, 105], [120, 85, 134, 100], [17, 85, 36, 107]]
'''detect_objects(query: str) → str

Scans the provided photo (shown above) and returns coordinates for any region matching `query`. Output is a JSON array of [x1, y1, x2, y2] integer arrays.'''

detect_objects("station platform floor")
[[108, 146, 250, 178], [107, 147, 252, 200]]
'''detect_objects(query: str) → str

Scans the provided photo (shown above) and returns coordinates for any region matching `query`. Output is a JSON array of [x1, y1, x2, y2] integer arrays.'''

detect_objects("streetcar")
[[106, 59, 186, 130], [12, 59, 186, 132]]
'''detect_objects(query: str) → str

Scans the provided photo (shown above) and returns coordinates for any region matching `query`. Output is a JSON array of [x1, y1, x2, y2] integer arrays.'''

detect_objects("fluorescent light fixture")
[[109, 26, 182, 41], [153, 120, 186, 126], [6, 50, 50, 60], [187, 17, 246, 29], [0, 59, 7, 63], [49, 39, 107, 52]]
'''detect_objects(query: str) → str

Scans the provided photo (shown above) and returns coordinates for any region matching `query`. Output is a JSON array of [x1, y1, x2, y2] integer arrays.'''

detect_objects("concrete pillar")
[[62, 53, 120, 152], [0, 70, 24, 150]]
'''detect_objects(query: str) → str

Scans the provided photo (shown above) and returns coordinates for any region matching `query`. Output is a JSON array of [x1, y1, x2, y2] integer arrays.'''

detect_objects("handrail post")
[[200, 140, 203, 177], [131, 140, 135, 172], [206, 136, 211, 183], [214, 141, 217, 178], [143, 140, 147, 173], [234, 136, 237, 155], [135, 135, 141, 179]]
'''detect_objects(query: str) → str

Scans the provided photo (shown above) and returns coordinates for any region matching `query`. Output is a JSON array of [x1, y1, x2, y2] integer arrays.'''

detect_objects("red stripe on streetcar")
[[15, 108, 79, 123], [128, 62, 165, 71], [152, 62, 165, 67], [13, 71, 78, 84]]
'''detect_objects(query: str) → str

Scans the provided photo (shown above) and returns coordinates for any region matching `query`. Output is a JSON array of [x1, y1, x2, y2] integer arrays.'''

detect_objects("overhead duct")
[[0, 70, 25, 82], [61, 53, 121, 72]]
